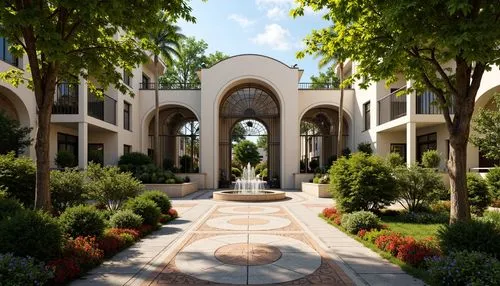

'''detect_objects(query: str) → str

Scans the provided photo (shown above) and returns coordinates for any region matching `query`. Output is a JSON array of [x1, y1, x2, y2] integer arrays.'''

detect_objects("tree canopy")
[[471, 93, 500, 161], [310, 66, 339, 89], [233, 140, 261, 167], [231, 123, 246, 144]]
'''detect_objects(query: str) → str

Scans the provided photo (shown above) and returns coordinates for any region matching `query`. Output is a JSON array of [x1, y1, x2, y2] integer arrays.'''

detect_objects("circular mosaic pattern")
[[206, 215, 291, 231], [218, 206, 280, 214], [175, 234, 321, 284], [214, 243, 282, 266]]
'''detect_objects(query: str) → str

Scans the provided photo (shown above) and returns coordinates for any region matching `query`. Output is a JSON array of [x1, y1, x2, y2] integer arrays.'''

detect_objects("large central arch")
[[218, 84, 281, 187]]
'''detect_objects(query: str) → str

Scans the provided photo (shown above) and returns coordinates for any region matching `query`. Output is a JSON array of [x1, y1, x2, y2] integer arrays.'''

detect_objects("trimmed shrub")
[[398, 211, 449, 224], [118, 152, 153, 167], [486, 167, 500, 201], [396, 238, 440, 267], [0, 253, 53, 285], [357, 142, 373, 154], [330, 153, 398, 212], [55, 150, 77, 168], [124, 197, 161, 225], [50, 169, 88, 214], [59, 205, 106, 238], [427, 251, 500, 286], [467, 173, 491, 216], [47, 257, 81, 284], [394, 164, 446, 212], [0, 152, 36, 207], [0, 210, 62, 261], [138, 190, 172, 213], [341, 211, 381, 234], [109, 210, 143, 229], [63, 236, 104, 269], [478, 210, 500, 229], [437, 220, 500, 257], [179, 154, 193, 173], [421, 149, 441, 169], [0, 197, 24, 221], [375, 232, 405, 255], [386, 152, 405, 168]]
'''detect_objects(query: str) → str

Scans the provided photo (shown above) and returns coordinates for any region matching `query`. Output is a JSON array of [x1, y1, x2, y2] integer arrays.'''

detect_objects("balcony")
[[52, 83, 79, 114], [298, 82, 339, 90], [417, 90, 455, 114], [139, 82, 201, 90], [88, 91, 116, 125], [378, 88, 407, 125]]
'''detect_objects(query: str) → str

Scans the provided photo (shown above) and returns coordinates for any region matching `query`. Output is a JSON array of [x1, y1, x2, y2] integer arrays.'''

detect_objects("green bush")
[[50, 169, 88, 214], [86, 163, 144, 210], [340, 211, 381, 234], [0, 111, 32, 156], [0, 253, 53, 285], [421, 149, 441, 169], [0, 152, 36, 207], [357, 142, 373, 154], [109, 210, 143, 229], [486, 167, 500, 201], [163, 158, 175, 171], [138, 190, 171, 213], [386, 152, 405, 168], [427, 251, 500, 286], [478, 210, 500, 229], [231, 167, 242, 178], [398, 211, 449, 224], [467, 173, 491, 216], [118, 152, 152, 167], [55, 150, 77, 168], [59, 205, 106, 238], [179, 154, 193, 173], [124, 197, 161, 225], [309, 159, 319, 171], [0, 197, 24, 221], [0, 210, 62, 261], [330, 153, 398, 212], [394, 164, 446, 212], [437, 220, 500, 257]]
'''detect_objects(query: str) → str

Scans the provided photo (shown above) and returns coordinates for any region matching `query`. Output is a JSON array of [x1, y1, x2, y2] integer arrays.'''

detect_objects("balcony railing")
[[139, 82, 201, 90], [52, 83, 79, 114], [298, 82, 338, 90], [417, 90, 455, 114], [88, 91, 116, 125], [378, 87, 407, 125]]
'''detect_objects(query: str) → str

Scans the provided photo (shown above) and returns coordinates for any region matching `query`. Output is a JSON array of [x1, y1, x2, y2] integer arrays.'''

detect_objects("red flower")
[[106, 228, 140, 240], [357, 229, 368, 238], [47, 257, 81, 284], [168, 208, 178, 218], [375, 232, 405, 256], [63, 236, 104, 269], [322, 207, 337, 218], [396, 238, 440, 267]]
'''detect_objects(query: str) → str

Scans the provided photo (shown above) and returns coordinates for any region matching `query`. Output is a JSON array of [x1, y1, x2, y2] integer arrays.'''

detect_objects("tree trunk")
[[154, 54, 161, 167], [337, 62, 344, 157], [448, 135, 470, 223], [34, 100, 52, 210]]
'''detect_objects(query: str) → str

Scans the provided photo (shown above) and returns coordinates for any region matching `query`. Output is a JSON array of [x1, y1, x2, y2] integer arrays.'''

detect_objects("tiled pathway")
[[71, 191, 424, 286]]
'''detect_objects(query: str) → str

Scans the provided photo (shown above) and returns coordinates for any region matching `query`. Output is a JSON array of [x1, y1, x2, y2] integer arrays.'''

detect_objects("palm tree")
[[149, 15, 184, 167]]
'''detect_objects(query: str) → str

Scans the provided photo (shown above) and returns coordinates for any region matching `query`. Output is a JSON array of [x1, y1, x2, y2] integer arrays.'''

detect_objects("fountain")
[[213, 163, 286, 201]]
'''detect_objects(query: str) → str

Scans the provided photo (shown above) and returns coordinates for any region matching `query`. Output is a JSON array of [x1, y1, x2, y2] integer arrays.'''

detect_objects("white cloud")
[[251, 24, 291, 51], [266, 7, 285, 20], [228, 14, 255, 28], [256, 0, 293, 20]]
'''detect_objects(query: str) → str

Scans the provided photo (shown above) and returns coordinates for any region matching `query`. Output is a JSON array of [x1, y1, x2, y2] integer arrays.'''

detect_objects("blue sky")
[[178, 0, 329, 80]]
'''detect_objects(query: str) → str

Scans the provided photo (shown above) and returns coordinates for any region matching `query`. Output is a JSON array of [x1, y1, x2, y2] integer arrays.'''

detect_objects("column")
[[78, 122, 88, 169], [406, 122, 416, 166]]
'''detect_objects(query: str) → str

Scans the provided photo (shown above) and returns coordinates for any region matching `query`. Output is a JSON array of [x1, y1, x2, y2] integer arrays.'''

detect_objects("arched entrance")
[[300, 106, 349, 173], [218, 85, 280, 188], [148, 106, 200, 172]]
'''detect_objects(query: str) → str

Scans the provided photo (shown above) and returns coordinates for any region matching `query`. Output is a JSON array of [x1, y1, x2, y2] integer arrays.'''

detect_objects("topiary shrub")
[[330, 153, 398, 213], [50, 169, 88, 214], [467, 173, 491, 216], [0, 152, 36, 207], [138, 190, 171, 213], [109, 210, 143, 229], [124, 197, 161, 226], [357, 142, 373, 155], [0, 253, 54, 285], [58, 205, 106, 238], [0, 197, 24, 221], [55, 150, 77, 168], [486, 167, 500, 201], [0, 210, 62, 261], [386, 152, 405, 168], [437, 220, 500, 257], [427, 251, 500, 286], [421, 149, 441, 169], [340, 211, 381, 234]]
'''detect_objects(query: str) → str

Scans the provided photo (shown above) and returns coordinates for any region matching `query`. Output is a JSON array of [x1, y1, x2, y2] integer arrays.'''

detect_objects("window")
[[417, 133, 437, 162], [123, 145, 131, 154], [363, 101, 371, 130], [57, 133, 78, 163], [390, 143, 407, 161], [0, 37, 18, 67], [88, 144, 104, 165], [142, 73, 150, 89], [123, 69, 132, 87], [124, 101, 131, 130]]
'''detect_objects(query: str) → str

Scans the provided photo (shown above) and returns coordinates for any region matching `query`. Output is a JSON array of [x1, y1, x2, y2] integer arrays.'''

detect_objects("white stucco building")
[[1, 44, 499, 190]]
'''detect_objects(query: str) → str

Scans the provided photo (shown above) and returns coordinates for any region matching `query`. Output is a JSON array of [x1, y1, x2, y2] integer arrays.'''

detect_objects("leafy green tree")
[[0, 0, 194, 210], [0, 112, 31, 156], [310, 66, 339, 89], [256, 136, 268, 152], [293, 0, 500, 223], [231, 123, 246, 144], [471, 93, 500, 161], [233, 140, 261, 167]]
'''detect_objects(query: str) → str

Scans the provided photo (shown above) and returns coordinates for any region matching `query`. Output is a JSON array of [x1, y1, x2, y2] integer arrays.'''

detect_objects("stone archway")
[[218, 85, 280, 187]]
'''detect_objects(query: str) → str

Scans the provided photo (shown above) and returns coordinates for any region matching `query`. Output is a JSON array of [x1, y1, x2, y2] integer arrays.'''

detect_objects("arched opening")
[[218, 84, 280, 188], [148, 106, 200, 173], [300, 106, 349, 173]]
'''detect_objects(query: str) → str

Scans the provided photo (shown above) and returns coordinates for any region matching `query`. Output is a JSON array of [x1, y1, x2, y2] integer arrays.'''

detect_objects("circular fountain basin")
[[213, 190, 286, 202]]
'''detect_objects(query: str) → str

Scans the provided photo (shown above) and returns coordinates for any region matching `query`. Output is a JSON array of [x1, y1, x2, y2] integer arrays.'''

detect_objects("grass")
[[381, 217, 443, 240]]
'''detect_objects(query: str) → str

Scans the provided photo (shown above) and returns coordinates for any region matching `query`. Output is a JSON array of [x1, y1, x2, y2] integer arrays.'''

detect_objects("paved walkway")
[[71, 191, 424, 286]]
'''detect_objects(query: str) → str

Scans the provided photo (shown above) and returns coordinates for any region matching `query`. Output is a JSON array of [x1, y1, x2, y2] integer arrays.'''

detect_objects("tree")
[[256, 136, 268, 152], [231, 123, 246, 144], [160, 37, 229, 87], [233, 140, 261, 167], [471, 93, 500, 161], [0, 112, 32, 156], [293, 1, 500, 223], [149, 17, 184, 167], [310, 66, 340, 89], [0, 0, 194, 210]]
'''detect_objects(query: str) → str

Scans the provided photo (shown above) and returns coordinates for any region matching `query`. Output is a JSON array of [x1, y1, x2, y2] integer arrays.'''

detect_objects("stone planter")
[[293, 173, 314, 189], [144, 182, 198, 198], [301, 182, 330, 198], [175, 173, 207, 189]]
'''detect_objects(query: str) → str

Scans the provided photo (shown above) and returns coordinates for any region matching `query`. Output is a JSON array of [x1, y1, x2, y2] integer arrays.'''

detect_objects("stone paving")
[[71, 191, 424, 286]]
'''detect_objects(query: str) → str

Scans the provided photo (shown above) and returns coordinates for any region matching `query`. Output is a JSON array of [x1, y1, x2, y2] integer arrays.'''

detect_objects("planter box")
[[301, 182, 330, 198], [144, 182, 198, 198], [293, 173, 315, 189], [175, 173, 207, 189]]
